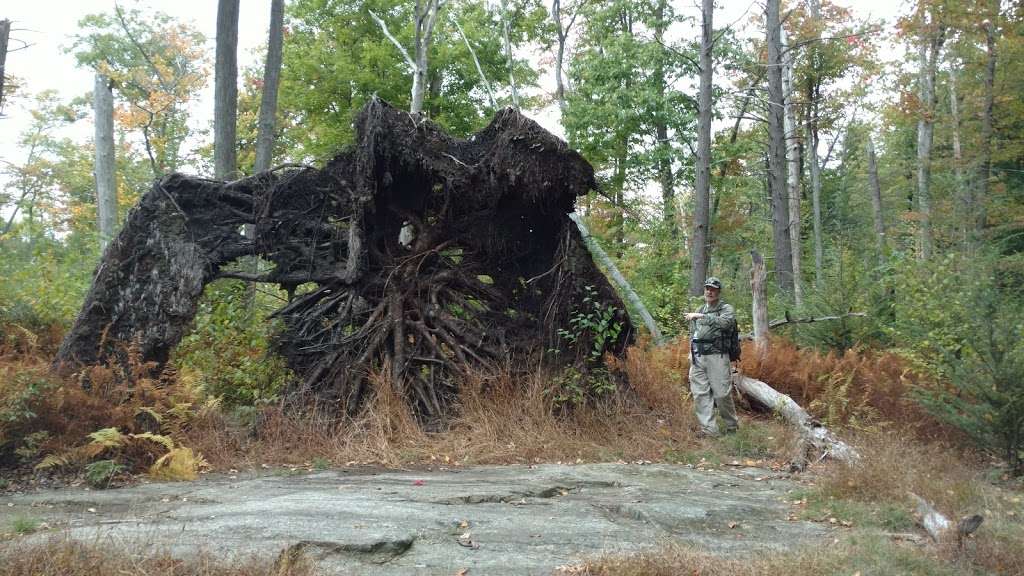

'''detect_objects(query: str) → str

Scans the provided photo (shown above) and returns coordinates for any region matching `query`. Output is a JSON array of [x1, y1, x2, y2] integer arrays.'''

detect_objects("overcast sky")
[[1, 0, 904, 198]]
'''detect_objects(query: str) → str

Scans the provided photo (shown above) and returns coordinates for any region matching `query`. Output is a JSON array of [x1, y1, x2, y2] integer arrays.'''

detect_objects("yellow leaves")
[[149, 447, 209, 481]]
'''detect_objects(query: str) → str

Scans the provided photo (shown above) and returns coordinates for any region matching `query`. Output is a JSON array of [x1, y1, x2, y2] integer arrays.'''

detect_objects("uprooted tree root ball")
[[54, 99, 634, 421]]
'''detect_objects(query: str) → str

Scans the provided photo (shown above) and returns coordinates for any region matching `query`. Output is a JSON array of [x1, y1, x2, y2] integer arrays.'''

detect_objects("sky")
[[0, 0, 906, 207]]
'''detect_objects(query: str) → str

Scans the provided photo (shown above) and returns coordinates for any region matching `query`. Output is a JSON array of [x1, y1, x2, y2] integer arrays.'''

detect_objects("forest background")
[[1, 0, 1023, 571], [0, 0, 1019, 565]]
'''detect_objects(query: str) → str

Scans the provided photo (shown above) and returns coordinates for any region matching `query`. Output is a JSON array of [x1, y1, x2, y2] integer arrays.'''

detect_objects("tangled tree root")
[[55, 99, 634, 420]]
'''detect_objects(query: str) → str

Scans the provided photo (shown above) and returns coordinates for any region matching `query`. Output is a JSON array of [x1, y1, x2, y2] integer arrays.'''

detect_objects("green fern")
[[88, 427, 127, 448], [130, 432, 176, 451]]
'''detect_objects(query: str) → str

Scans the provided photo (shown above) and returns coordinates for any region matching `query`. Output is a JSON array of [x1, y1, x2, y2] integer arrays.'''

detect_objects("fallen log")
[[569, 212, 665, 346], [734, 373, 859, 469], [909, 492, 984, 547]]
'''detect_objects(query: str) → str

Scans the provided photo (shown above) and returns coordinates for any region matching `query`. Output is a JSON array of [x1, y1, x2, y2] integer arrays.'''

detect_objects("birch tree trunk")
[[866, 136, 886, 261], [94, 74, 118, 249], [254, 0, 284, 173], [916, 18, 945, 261], [500, 0, 520, 111], [214, 0, 240, 179], [766, 0, 794, 294], [571, 213, 665, 345], [372, 0, 441, 115], [782, 29, 802, 305], [750, 250, 769, 355], [689, 0, 713, 296]]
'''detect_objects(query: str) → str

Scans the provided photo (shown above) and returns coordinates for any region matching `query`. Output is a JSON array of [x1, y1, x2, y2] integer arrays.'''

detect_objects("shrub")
[[173, 279, 293, 407], [913, 285, 1024, 474]]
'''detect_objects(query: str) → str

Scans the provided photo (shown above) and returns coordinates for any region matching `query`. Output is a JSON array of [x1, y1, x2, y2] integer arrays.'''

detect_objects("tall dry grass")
[[184, 361, 704, 469], [0, 536, 312, 576]]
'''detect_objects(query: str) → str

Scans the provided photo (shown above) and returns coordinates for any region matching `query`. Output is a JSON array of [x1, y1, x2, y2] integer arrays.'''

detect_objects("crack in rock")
[[433, 481, 622, 505], [280, 536, 415, 565]]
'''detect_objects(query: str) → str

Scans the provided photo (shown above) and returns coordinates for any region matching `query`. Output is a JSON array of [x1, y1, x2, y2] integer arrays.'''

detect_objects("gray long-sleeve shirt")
[[689, 301, 736, 351]]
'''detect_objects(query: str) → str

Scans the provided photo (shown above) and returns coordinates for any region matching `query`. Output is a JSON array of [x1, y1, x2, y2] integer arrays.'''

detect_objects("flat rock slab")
[[1, 463, 828, 575]]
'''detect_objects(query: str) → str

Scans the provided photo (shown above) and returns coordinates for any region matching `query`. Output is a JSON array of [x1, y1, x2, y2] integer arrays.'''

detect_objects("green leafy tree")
[[70, 4, 209, 177], [278, 0, 548, 162]]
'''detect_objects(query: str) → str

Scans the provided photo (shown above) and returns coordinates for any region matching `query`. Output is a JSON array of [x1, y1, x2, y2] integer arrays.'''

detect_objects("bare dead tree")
[[750, 250, 769, 355], [977, 4, 999, 244], [949, 66, 968, 246], [866, 136, 885, 262], [452, 17, 496, 109], [782, 27, 802, 305], [500, 0, 520, 111], [94, 73, 118, 248]]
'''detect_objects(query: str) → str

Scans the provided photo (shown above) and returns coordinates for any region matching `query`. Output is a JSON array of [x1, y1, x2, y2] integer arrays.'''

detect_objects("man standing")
[[685, 277, 739, 437]]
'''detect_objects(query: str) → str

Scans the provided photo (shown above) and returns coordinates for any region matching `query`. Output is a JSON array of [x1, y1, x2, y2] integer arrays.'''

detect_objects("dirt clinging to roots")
[[55, 99, 634, 420]]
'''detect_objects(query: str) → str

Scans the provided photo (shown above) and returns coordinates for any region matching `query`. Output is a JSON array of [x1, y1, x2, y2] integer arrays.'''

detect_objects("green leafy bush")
[[174, 279, 293, 407], [888, 253, 1024, 473]]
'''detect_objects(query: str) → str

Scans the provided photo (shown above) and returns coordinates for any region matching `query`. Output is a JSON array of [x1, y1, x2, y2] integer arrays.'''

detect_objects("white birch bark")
[[94, 73, 118, 249]]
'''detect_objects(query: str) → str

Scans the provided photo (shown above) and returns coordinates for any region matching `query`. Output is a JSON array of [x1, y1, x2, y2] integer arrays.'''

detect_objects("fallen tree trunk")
[[734, 374, 859, 469], [909, 492, 984, 547], [569, 212, 665, 345]]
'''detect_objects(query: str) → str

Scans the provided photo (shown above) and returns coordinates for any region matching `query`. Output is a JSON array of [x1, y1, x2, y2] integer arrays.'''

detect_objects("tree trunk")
[[0, 19, 10, 113], [214, 0, 240, 179], [689, 0, 713, 296], [866, 136, 886, 261], [916, 21, 945, 261], [411, 0, 442, 114], [734, 374, 858, 469], [808, 106, 823, 286], [949, 68, 968, 246], [611, 137, 627, 258], [654, 0, 677, 240], [977, 8, 998, 242], [750, 250, 768, 355], [552, 0, 567, 113], [94, 74, 118, 249], [782, 29, 802, 305], [571, 213, 665, 345], [254, 0, 284, 173], [500, 0, 520, 111], [766, 0, 794, 294], [454, 18, 496, 108]]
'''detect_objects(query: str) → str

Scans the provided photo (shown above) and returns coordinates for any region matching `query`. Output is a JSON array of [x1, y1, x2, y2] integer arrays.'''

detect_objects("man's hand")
[[685, 312, 704, 321]]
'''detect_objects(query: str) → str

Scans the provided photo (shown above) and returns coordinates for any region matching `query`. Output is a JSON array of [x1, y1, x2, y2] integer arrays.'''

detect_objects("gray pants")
[[688, 352, 738, 435]]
